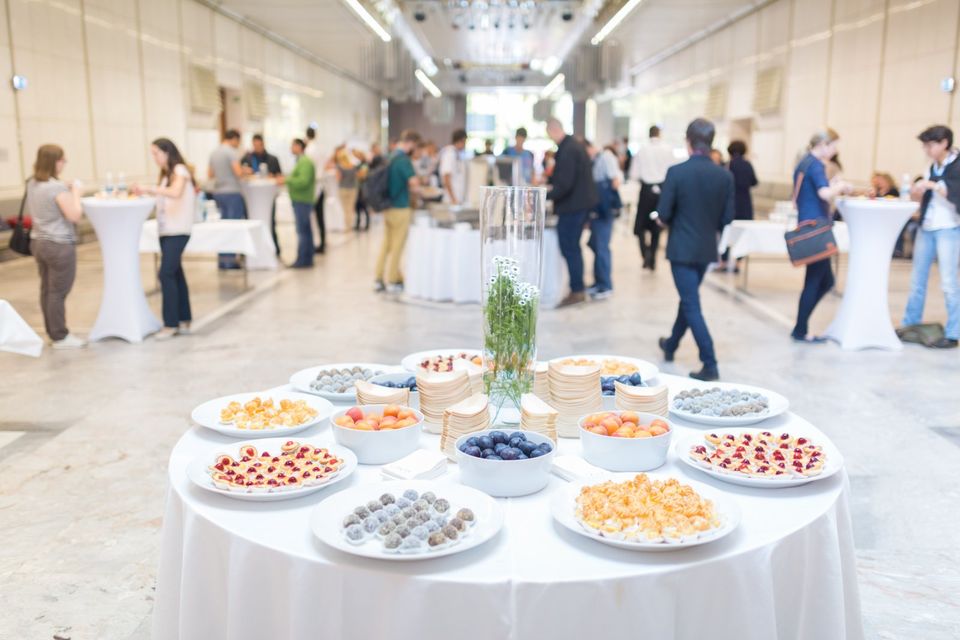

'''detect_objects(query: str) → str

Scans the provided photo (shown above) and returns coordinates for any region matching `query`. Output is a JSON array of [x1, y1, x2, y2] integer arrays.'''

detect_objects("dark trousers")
[[665, 262, 717, 369], [212, 192, 247, 268], [355, 192, 370, 230], [270, 202, 280, 256], [587, 216, 614, 291], [557, 210, 589, 293], [33, 238, 76, 341], [313, 190, 326, 250], [159, 235, 192, 328], [792, 258, 834, 338], [635, 182, 661, 267], [292, 201, 315, 267]]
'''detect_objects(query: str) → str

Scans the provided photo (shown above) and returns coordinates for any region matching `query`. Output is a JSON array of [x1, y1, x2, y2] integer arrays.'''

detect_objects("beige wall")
[[626, 0, 960, 187], [0, 0, 380, 199]]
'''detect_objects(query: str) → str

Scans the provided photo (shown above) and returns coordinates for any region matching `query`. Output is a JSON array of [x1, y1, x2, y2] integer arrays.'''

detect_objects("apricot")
[[334, 415, 354, 427], [650, 419, 669, 430], [621, 421, 638, 431], [649, 425, 667, 436], [620, 411, 639, 424], [634, 430, 652, 438], [380, 416, 398, 427], [395, 418, 416, 428], [384, 405, 400, 418], [614, 426, 635, 438], [353, 420, 374, 431], [345, 407, 364, 422], [397, 408, 415, 420], [588, 425, 607, 436]]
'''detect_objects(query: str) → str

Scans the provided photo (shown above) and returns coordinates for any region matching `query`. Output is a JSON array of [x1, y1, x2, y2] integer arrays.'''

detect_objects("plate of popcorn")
[[191, 391, 334, 437], [311, 481, 504, 560], [551, 473, 741, 551], [669, 382, 788, 426]]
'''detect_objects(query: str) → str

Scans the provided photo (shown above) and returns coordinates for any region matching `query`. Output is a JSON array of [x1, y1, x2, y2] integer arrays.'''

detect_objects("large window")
[[465, 90, 572, 159]]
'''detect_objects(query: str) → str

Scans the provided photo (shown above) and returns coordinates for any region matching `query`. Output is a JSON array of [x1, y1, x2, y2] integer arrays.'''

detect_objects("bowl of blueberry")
[[369, 372, 420, 409], [455, 430, 555, 497], [601, 372, 646, 409]]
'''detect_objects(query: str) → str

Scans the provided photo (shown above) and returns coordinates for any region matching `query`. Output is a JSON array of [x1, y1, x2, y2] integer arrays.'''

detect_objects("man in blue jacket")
[[656, 118, 734, 381]]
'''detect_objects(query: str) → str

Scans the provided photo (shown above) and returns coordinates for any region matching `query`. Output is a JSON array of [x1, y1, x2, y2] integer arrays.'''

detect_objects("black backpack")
[[362, 160, 392, 212]]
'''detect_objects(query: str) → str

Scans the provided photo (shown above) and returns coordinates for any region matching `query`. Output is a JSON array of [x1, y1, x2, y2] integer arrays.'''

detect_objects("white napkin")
[[381, 449, 449, 481], [0, 300, 43, 357], [551, 455, 607, 482]]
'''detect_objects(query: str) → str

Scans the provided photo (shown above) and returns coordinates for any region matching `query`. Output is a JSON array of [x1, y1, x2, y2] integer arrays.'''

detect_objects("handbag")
[[784, 168, 838, 266], [9, 183, 30, 256]]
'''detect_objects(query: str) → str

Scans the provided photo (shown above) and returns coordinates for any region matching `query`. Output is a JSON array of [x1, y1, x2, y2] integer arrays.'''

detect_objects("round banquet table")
[[824, 198, 917, 350], [82, 197, 161, 343], [239, 178, 278, 269], [153, 375, 863, 640]]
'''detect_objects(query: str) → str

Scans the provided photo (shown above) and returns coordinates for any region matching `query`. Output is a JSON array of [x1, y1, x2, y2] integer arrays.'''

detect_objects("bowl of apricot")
[[331, 404, 424, 464], [578, 411, 672, 472]]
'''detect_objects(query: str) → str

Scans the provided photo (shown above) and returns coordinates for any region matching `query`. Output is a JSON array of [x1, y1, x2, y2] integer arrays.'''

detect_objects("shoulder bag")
[[784, 167, 838, 267], [9, 182, 30, 256]]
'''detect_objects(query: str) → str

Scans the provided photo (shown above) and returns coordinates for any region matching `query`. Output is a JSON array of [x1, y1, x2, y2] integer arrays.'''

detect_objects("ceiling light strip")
[[342, 0, 392, 42], [415, 68, 442, 97], [591, 0, 645, 46], [540, 73, 565, 98]]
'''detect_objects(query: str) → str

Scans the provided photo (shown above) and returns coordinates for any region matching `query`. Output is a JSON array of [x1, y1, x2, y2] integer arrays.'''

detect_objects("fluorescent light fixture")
[[419, 56, 439, 76], [542, 56, 561, 76], [530, 58, 543, 71], [540, 73, 565, 98], [591, 0, 644, 45], [342, 0, 392, 42], [415, 68, 442, 97]]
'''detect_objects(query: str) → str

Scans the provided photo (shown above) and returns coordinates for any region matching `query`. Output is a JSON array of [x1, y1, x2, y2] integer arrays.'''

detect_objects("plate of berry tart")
[[187, 438, 358, 502], [675, 428, 844, 488]]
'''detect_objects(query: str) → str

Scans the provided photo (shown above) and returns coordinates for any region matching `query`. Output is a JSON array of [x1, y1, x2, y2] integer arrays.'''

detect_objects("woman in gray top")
[[28, 144, 84, 348]]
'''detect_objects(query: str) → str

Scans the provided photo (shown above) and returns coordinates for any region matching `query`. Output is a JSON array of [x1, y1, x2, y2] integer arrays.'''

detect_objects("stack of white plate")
[[354, 380, 410, 406], [615, 382, 668, 416], [416, 370, 473, 434], [532, 362, 550, 400], [440, 394, 490, 459], [520, 393, 558, 442], [548, 362, 602, 438]]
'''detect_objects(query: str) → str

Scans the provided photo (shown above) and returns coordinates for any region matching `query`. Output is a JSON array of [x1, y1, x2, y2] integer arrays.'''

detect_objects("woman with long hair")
[[28, 144, 85, 348], [135, 138, 195, 340], [790, 129, 852, 343]]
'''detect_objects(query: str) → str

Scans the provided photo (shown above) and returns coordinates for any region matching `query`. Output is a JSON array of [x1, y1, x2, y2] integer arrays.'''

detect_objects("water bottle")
[[900, 173, 912, 201], [104, 171, 114, 197], [117, 172, 128, 197]]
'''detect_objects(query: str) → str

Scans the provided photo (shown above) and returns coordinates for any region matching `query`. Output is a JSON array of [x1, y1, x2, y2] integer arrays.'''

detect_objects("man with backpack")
[[371, 129, 422, 293]]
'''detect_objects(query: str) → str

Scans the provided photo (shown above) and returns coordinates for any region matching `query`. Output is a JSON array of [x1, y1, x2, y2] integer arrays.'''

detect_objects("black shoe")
[[791, 334, 828, 344], [315, 246, 325, 254], [929, 337, 959, 349], [690, 367, 719, 381], [658, 337, 675, 362]]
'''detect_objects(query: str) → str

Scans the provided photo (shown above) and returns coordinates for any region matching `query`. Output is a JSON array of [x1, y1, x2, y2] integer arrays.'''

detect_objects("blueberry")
[[484, 454, 503, 460], [517, 453, 528, 459], [518, 441, 537, 455], [458, 442, 469, 453], [478, 435, 495, 450], [406, 377, 416, 387], [481, 448, 497, 458], [508, 431, 526, 441], [602, 390, 614, 396], [508, 436, 525, 448], [617, 375, 630, 384], [538, 442, 553, 453], [630, 372, 643, 385], [499, 447, 520, 460], [494, 442, 508, 454], [464, 445, 483, 458], [465, 437, 480, 448], [489, 430, 508, 445], [529, 448, 546, 458]]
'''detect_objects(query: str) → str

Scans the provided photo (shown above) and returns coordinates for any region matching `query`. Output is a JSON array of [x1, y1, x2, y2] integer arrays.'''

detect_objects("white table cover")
[[154, 374, 863, 640], [718, 220, 850, 259], [240, 178, 279, 234], [405, 218, 567, 308], [83, 197, 161, 343], [139, 220, 278, 271], [321, 171, 346, 233], [0, 299, 43, 356], [825, 199, 916, 350]]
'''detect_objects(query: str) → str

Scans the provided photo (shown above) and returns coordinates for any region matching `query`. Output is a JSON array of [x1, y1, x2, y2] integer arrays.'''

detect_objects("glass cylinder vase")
[[479, 186, 546, 420]]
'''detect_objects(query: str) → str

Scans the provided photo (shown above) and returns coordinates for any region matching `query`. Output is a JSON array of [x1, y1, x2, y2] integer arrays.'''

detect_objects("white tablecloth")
[[321, 171, 345, 233], [139, 220, 278, 271], [154, 374, 863, 640], [0, 299, 42, 356], [405, 218, 567, 308], [240, 179, 278, 232], [83, 197, 162, 343], [825, 199, 916, 350], [718, 220, 850, 259]]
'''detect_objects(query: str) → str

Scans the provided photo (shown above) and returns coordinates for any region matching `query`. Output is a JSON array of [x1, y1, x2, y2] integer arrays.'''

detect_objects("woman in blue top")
[[791, 129, 853, 343]]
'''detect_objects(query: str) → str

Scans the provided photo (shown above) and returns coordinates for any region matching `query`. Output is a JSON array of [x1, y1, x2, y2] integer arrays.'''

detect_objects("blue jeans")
[[904, 226, 960, 340], [292, 201, 315, 267], [159, 235, 191, 328], [665, 262, 717, 369], [792, 258, 835, 339], [587, 216, 613, 291], [212, 192, 247, 268], [557, 210, 589, 293]]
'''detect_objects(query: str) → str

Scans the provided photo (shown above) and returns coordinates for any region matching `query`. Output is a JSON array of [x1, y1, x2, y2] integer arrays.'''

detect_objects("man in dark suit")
[[546, 117, 599, 307], [656, 118, 734, 381]]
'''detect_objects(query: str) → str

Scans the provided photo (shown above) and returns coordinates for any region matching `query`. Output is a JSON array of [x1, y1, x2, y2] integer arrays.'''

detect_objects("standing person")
[[790, 128, 853, 343], [286, 138, 316, 268], [208, 129, 246, 269], [354, 149, 372, 232], [27, 144, 85, 349], [241, 133, 283, 255], [438, 129, 468, 205], [501, 127, 535, 185], [336, 146, 360, 230], [719, 140, 759, 270], [902, 125, 960, 348], [620, 136, 633, 177], [136, 138, 195, 340], [631, 125, 676, 270], [585, 140, 622, 300], [305, 127, 326, 254], [479, 139, 495, 156], [545, 117, 598, 307], [656, 118, 734, 381], [374, 129, 421, 293]]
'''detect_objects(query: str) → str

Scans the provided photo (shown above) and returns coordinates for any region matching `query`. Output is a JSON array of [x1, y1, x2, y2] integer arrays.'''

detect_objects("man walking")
[[656, 118, 734, 381], [545, 117, 598, 307], [438, 129, 468, 205], [374, 129, 421, 294], [631, 125, 676, 270], [208, 129, 246, 268]]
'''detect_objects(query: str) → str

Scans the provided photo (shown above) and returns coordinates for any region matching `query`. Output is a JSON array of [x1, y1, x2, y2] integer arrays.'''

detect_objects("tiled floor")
[[0, 217, 957, 639]]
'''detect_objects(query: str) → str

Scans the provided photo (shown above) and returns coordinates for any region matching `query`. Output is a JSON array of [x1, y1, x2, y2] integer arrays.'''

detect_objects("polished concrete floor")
[[0, 217, 957, 639]]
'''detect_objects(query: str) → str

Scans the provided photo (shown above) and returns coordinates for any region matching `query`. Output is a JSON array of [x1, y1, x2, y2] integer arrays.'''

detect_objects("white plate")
[[186, 439, 358, 502], [401, 349, 482, 374], [289, 363, 400, 402], [674, 429, 845, 488], [551, 473, 741, 551], [190, 391, 334, 438], [550, 354, 660, 385], [669, 381, 789, 426], [311, 480, 504, 561]]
